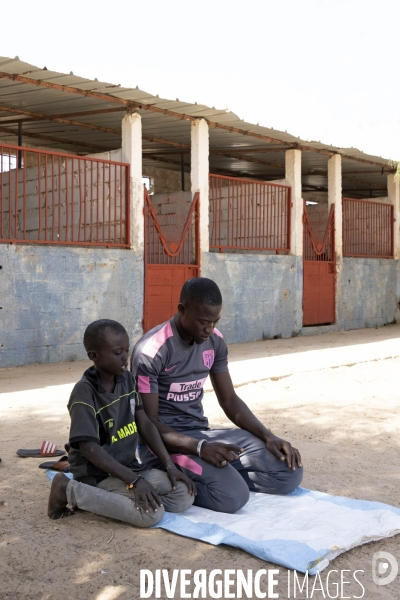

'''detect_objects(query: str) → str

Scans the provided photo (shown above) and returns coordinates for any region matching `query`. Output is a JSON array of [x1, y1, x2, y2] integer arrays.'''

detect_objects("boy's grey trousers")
[[66, 428, 303, 520], [66, 468, 194, 528]]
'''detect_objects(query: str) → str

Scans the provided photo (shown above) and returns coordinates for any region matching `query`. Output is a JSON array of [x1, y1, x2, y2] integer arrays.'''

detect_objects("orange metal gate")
[[303, 204, 335, 326], [342, 197, 394, 258], [143, 189, 200, 332]]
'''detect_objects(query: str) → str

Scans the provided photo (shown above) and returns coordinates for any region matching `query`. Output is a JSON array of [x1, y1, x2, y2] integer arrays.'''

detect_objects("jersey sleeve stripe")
[[170, 453, 203, 475], [213, 327, 223, 338], [138, 375, 151, 393], [142, 321, 173, 358]]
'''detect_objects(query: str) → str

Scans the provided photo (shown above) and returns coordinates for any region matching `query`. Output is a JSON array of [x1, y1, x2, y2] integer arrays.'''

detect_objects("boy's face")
[[178, 301, 222, 344], [90, 332, 130, 377]]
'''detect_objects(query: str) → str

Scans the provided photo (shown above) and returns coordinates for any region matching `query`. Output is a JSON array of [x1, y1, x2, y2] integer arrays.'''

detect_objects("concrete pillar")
[[121, 113, 143, 253], [285, 149, 302, 333], [328, 154, 342, 262], [285, 149, 302, 256], [191, 118, 209, 256], [388, 173, 400, 259]]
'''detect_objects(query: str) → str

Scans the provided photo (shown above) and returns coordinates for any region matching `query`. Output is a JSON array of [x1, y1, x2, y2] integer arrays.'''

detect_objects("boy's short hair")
[[83, 319, 127, 352], [180, 278, 222, 307]]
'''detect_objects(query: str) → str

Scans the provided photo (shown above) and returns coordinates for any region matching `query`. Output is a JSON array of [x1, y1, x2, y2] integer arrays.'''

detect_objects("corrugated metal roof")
[[0, 55, 393, 197]]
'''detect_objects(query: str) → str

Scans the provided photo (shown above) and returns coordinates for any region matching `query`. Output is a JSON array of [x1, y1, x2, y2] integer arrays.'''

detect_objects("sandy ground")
[[1, 326, 400, 600]]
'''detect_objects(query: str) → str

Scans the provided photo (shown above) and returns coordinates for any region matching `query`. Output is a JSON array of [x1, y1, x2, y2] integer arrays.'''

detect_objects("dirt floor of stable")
[[1, 325, 400, 599]]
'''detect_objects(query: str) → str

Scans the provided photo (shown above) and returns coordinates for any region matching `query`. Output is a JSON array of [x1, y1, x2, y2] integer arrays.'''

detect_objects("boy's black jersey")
[[68, 367, 144, 482]]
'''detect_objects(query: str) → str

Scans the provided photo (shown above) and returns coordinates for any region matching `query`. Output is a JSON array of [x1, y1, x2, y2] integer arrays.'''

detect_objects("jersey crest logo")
[[203, 349, 215, 369]]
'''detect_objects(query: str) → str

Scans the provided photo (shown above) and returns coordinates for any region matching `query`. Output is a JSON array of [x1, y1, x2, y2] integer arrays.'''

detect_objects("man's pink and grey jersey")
[[130, 317, 229, 432]]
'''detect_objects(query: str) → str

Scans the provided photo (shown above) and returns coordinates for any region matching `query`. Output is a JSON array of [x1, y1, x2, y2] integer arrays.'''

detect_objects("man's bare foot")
[[48, 473, 75, 519]]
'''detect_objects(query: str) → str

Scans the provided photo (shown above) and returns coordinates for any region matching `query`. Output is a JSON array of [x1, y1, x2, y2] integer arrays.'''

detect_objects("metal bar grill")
[[342, 197, 394, 258], [144, 188, 199, 265], [209, 174, 291, 252], [0, 143, 130, 247], [303, 203, 335, 261]]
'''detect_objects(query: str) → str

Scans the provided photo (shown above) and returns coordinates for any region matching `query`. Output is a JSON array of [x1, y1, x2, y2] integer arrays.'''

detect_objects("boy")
[[48, 319, 195, 527], [131, 278, 303, 514]]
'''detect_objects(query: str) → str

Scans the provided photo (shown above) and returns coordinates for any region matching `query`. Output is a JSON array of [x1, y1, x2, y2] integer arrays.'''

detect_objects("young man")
[[131, 278, 303, 514], [48, 319, 195, 526]]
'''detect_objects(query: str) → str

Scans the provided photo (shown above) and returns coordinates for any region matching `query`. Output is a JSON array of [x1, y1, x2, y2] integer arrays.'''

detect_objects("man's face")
[[91, 332, 130, 376], [179, 302, 222, 344]]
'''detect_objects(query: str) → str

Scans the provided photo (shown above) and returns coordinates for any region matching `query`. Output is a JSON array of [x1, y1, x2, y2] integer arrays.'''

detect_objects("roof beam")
[[0, 112, 394, 182], [146, 149, 387, 185], [144, 154, 269, 181], [145, 145, 284, 169], [144, 154, 190, 169], [0, 125, 111, 152], [143, 147, 391, 176], [50, 107, 126, 118], [302, 184, 386, 198], [207, 121, 394, 169], [0, 116, 387, 187], [0, 106, 126, 121], [302, 184, 329, 192], [211, 146, 292, 153], [144, 153, 386, 194], [0, 106, 125, 124], [302, 168, 386, 188], [0, 104, 121, 135], [217, 148, 393, 171], [0, 104, 195, 149], [210, 149, 282, 169], [340, 174, 386, 189], [145, 148, 284, 169], [0, 71, 127, 105], [340, 169, 390, 175], [143, 136, 188, 148], [143, 113, 393, 169], [0, 70, 392, 170]]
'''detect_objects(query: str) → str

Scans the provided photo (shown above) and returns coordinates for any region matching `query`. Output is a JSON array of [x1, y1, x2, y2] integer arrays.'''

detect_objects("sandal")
[[39, 456, 70, 472], [17, 441, 65, 458]]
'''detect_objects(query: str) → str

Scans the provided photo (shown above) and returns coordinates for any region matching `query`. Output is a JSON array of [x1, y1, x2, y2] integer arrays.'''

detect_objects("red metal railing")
[[0, 143, 130, 247], [144, 188, 199, 265], [342, 197, 394, 258], [303, 203, 335, 261], [209, 174, 291, 252]]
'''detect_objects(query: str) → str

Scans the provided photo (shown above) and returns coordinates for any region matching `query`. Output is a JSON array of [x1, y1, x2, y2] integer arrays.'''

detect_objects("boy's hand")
[[200, 441, 243, 468], [264, 433, 302, 471], [131, 478, 164, 513], [166, 464, 197, 496]]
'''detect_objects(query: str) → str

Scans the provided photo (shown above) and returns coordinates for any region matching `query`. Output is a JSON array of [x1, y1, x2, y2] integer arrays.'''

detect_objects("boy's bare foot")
[[48, 473, 75, 519]]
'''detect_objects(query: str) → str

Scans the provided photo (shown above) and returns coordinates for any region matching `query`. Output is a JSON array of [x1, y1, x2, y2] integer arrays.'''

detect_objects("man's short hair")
[[180, 278, 222, 307], [83, 319, 127, 352]]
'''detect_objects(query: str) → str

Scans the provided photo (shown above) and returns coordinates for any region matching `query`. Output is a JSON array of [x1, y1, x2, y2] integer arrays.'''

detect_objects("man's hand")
[[131, 478, 164, 513], [166, 464, 197, 496], [264, 433, 302, 470], [200, 441, 243, 468]]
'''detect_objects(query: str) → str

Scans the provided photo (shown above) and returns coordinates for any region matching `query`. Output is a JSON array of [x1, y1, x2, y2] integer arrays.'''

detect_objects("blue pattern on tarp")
[[283, 486, 310, 497], [46, 470, 73, 482], [44, 473, 400, 574], [305, 489, 400, 516]]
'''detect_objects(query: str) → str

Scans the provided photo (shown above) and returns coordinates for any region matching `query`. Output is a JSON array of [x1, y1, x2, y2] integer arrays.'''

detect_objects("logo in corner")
[[203, 349, 215, 370], [372, 551, 398, 586]]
